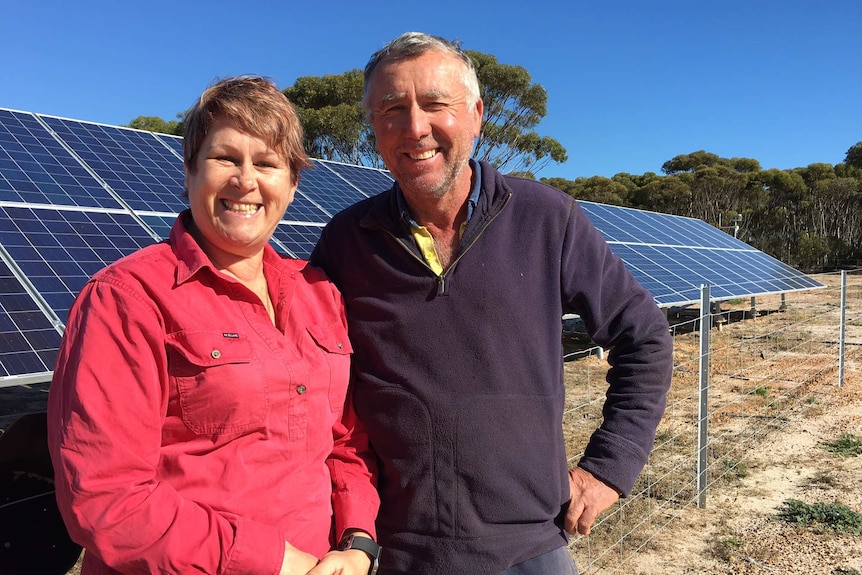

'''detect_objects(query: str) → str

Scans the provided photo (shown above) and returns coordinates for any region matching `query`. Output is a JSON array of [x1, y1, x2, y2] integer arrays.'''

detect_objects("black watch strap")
[[338, 534, 380, 575]]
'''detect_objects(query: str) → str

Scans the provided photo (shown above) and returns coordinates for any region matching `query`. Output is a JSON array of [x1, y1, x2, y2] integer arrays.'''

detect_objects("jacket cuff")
[[578, 428, 650, 497]]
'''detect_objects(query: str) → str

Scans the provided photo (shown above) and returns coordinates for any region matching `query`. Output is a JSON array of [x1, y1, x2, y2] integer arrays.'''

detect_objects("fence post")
[[839, 270, 847, 388], [697, 284, 711, 508]]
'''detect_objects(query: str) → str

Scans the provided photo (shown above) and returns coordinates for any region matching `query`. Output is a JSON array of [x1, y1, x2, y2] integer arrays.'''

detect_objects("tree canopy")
[[465, 50, 567, 175], [127, 115, 183, 136], [282, 70, 382, 168], [544, 150, 862, 272], [277, 49, 567, 174]]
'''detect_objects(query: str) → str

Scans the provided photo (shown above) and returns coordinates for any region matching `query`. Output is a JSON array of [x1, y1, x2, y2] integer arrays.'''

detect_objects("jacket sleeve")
[[47, 279, 285, 575], [560, 202, 674, 496]]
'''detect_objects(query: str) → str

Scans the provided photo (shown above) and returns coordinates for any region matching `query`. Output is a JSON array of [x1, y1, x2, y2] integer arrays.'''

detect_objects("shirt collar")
[[396, 158, 483, 226], [171, 210, 282, 286]]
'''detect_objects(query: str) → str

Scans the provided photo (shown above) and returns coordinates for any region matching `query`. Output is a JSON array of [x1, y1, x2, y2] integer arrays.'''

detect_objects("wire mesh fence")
[[563, 270, 862, 573]]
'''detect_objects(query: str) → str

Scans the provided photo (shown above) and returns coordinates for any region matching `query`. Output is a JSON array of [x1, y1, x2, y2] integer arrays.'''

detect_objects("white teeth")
[[222, 200, 260, 214], [409, 150, 436, 160]]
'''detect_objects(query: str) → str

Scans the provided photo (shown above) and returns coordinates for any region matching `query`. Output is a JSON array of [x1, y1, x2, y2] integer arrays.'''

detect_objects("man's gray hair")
[[361, 32, 481, 120]]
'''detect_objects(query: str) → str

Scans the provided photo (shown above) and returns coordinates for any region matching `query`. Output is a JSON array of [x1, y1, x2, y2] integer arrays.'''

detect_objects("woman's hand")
[[306, 548, 371, 575], [278, 542, 319, 575]]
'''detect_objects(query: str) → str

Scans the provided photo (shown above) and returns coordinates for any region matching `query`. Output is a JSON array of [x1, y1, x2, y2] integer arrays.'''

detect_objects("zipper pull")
[[437, 275, 446, 295]]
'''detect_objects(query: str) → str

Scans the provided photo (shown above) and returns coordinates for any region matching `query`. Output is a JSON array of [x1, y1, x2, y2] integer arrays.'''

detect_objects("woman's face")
[[184, 119, 296, 265]]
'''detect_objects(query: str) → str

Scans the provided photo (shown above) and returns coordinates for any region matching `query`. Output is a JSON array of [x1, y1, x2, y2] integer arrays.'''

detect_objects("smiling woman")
[[45, 76, 381, 575]]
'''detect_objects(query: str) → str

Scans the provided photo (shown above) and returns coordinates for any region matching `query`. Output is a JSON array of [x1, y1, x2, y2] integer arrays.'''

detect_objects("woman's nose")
[[231, 164, 256, 191]]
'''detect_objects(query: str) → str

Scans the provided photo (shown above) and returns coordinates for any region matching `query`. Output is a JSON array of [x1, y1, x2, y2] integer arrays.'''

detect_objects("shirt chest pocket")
[[305, 322, 353, 412], [166, 331, 267, 435]]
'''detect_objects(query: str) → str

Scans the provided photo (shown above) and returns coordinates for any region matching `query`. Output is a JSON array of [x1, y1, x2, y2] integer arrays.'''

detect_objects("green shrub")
[[777, 499, 862, 534], [822, 434, 862, 456]]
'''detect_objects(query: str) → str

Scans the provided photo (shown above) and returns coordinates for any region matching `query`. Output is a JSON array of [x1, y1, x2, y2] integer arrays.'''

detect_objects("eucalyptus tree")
[[127, 115, 183, 136], [282, 70, 382, 168], [280, 51, 566, 176], [845, 141, 862, 169], [467, 51, 567, 175]]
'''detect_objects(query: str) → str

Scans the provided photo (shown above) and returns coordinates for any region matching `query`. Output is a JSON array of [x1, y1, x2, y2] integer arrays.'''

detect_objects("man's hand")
[[278, 542, 319, 575], [565, 467, 620, 535]]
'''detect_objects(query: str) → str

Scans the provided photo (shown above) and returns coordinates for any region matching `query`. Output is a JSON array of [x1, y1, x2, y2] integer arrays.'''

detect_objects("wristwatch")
[[338, 533, 381, 575]]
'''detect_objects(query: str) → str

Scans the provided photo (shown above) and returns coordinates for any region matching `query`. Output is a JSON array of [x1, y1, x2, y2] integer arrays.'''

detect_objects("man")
[[311, 32, 673, 575]]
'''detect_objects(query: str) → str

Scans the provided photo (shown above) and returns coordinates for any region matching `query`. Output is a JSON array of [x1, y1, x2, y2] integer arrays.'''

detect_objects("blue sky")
[[2, 0, 859, 180]]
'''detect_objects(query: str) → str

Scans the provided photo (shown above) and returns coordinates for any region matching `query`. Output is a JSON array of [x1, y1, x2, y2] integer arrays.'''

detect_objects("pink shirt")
[[48, 212, 378, 575]]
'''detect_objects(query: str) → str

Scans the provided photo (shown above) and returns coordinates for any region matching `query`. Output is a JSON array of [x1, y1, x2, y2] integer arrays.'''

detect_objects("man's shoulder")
[[499, 172, 577, 214], [479, 161, 574, 208], [326, 190, 392, 230]]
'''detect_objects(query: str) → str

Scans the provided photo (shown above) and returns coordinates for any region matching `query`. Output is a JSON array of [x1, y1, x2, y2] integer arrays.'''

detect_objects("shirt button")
[[337, 342, 343, 349], [297, 385, 307, 395], [211, 350, 221, 359]]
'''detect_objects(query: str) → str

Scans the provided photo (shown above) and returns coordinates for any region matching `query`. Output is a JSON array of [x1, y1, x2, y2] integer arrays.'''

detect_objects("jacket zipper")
[[386, 192, 512, 296]]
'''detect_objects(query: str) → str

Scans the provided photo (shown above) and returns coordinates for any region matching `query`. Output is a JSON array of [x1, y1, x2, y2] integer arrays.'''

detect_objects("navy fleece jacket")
[[311, 161, 673, 575]]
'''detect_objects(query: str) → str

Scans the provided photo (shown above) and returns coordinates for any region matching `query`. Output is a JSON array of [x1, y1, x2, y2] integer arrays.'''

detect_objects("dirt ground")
[[615, 367, 862, 575], [562, 275, 862, 575]]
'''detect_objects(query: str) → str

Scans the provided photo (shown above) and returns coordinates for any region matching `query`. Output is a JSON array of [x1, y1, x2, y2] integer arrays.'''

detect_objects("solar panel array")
[[0, 108, 393, 386], [578, 201, 824, 307], [0, 107, 822, 386]]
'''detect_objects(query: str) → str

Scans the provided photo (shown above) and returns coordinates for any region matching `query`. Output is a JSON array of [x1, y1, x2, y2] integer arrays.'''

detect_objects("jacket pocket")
[[166, 330, 267, 435], [354, 385, 438, 534], [456, 395, 567, 528], [306, 321, 353, 412]]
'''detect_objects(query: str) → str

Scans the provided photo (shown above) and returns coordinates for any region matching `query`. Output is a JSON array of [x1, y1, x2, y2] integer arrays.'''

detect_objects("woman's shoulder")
[[285, 258, 337, 291], [92, 241, 175, 285]]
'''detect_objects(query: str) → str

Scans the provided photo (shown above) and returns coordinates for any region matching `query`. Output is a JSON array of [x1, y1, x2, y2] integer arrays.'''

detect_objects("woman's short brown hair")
[[183, 76, 312, 183]]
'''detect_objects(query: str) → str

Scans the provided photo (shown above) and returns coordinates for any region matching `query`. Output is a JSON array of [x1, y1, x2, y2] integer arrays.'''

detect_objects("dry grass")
[[564, 272, 862, 574]]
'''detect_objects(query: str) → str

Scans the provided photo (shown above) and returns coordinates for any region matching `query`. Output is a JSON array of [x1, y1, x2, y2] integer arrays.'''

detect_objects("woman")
[[48, 77, 379, 575]]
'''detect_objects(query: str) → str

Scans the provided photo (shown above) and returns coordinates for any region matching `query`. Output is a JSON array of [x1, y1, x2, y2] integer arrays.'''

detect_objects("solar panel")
[[297, 160, 372, 215], [0, 107, 825, 384], [0, 110, 124, 209], [0, 206, 159, 325], [578, 201, 824, 307], [315, 159, 393, 189], [155, 133, 184, 157], [272, 222, 326, 259], [319, 159, 394, 195], [40, 115, 187, 213], [0, 257, 62, 385], [138, 213, 177, 241]]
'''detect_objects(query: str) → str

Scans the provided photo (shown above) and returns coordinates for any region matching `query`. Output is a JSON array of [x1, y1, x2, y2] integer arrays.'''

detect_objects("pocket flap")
[[306, 322, 353, 355], [166, 331, 253, 367]]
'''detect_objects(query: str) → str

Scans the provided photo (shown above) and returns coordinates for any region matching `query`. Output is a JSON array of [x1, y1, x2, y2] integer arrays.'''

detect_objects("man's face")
[[366, 50, 483, 202]]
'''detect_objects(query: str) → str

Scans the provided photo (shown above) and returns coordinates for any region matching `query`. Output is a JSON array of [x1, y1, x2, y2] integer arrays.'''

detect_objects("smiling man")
[[311, 32, 673, 575]]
